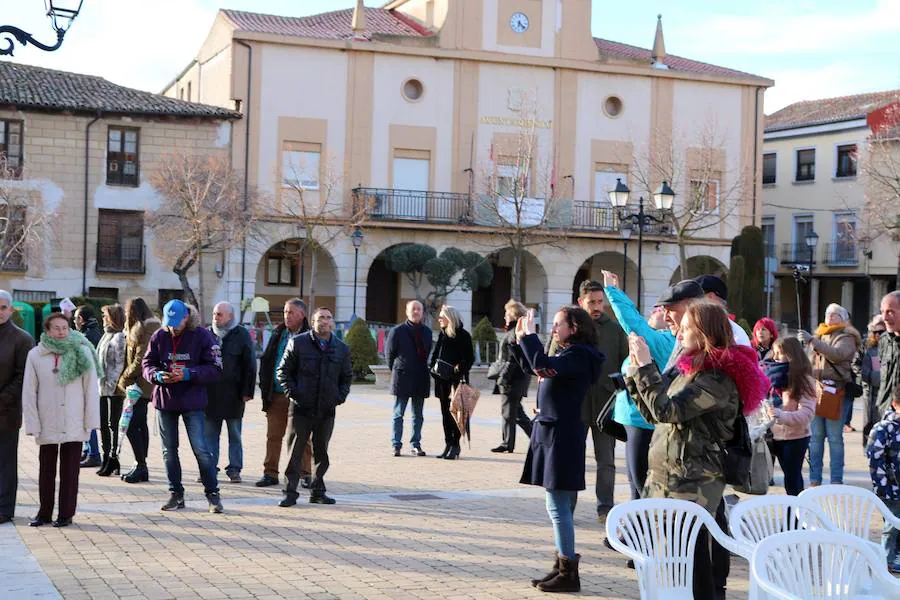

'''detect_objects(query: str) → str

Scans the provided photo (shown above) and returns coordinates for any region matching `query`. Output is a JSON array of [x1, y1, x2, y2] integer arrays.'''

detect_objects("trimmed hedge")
[[345, 317, 379, 381], [471, 316, 498, 364]]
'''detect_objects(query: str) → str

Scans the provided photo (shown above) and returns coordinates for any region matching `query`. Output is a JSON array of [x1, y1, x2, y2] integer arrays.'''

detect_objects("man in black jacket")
[[276, 307, 352, 506], [255, 298, 309, 487], [205, 302, 257, 483], [386, 300, 432, 456]]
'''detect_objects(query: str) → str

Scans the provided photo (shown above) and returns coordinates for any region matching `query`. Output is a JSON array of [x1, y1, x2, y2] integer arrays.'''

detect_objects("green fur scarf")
[[40, 330, 103, 386]]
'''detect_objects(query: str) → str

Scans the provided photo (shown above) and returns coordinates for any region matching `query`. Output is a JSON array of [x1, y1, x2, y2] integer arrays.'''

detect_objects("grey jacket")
[[97, 330, 126, 397]]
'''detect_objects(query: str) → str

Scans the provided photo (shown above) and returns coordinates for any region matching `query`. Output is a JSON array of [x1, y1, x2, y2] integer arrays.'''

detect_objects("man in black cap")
[[694, 275, 751, 347], [654, 279, 706, 371]]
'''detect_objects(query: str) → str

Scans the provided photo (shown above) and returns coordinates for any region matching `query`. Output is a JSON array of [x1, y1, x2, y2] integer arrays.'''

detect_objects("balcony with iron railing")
[[352, 187, 473, 224], [96, 241, 146, 274], [822, 241, 858, 267], [571, 201, 673, 235], [0, 250, 26, 272], [780, 243, 818, 266]]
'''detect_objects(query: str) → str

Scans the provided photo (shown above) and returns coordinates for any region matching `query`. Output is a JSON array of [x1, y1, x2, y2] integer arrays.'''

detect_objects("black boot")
[[444, 445, 460, 460], [436, 445, 450, 459], [531, 552, 560, 587], [96, 454, 109, 475], [123, 464, 148, 483], [98, 456, 120, 477], [537, 554, 580, 593]]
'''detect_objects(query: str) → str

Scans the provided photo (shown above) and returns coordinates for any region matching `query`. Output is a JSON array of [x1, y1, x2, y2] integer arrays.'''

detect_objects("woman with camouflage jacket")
[[625, 300, 768, 600]]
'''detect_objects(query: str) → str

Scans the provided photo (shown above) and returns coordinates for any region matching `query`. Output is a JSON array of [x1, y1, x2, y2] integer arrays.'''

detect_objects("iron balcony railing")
[[823, 242, 858, 267], [352, 187, 473, 224], [780, 243, 817, 265], [96, 241, 146, 274], [570, 201, 673, 235]]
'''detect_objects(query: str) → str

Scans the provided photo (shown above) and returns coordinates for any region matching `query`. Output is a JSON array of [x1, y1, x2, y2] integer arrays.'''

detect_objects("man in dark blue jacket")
[[143, 300, 223, 513], [276, 307, 352, 506], [386, 300, 432, 456]]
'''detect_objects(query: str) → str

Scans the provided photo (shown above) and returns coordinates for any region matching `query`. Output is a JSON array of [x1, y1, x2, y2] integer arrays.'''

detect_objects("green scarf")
[[40, 330, 102, 386]]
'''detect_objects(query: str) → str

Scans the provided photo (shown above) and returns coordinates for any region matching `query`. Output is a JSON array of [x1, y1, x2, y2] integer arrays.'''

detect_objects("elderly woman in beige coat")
[[23, 312, 101, 528]]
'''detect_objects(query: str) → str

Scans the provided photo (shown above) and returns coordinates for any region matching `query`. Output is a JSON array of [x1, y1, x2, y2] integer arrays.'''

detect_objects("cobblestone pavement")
[[0, 388, 883, 599]]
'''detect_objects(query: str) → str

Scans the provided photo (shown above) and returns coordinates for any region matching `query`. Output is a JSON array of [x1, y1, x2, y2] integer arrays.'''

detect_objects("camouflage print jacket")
[[625, 362, 740, 513], [867, 408, 900, 501]]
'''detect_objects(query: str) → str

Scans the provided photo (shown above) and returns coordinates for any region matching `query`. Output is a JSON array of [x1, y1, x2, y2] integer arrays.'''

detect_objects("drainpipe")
[[752, 86, 761, 227], [83, 113, 101, 296], [235, 40, 252, 304]]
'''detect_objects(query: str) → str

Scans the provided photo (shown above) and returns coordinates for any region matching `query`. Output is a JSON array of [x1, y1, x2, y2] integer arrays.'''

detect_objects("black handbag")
[[596, 391, 627, 442], [487, 360, 504, 381], [824, 356, 863, 399], [720, 405, 753, 490], [431, 359, 454, 381]]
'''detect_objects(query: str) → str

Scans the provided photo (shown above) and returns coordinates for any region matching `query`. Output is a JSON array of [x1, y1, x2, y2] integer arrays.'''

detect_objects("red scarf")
[[676, 344, 769, 415]]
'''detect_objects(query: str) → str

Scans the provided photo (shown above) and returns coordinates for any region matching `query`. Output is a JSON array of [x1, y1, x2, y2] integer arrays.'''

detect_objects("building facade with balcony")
[[762, 89, 900, 333], [164, 0, 771, 329], [0, 61, 240, 308]]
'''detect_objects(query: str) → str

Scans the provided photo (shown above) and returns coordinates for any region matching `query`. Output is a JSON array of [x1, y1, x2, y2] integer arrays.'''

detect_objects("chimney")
[[651, 14, 668, 70], [351, 0, 367, 40]]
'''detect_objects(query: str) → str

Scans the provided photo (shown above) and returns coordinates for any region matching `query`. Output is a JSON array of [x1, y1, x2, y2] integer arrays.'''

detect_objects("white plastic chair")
[[751, 530, 900, 599], [798, 485, 900, 561], [728, 495, 838, 599], [605, 498, 745, 600]]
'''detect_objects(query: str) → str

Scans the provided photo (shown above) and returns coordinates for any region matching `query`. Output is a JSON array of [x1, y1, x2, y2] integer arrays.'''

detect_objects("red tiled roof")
[[765, 90, 900, 132], [593, 38, 763, 80], [221, 7, 429, 41]]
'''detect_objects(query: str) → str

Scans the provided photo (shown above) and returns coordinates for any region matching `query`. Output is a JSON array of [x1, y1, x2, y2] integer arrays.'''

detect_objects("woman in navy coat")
[[517, 306, 604, 593]]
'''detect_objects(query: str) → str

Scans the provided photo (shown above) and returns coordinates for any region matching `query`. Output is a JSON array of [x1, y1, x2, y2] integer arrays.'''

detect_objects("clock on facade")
[[509, 12, 529, 33]]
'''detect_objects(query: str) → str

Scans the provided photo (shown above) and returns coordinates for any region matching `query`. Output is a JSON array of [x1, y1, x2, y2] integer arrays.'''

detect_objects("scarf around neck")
[[675, 344, 769, 415], [40, 330, 102, 386], [815, 322, 848, 337]]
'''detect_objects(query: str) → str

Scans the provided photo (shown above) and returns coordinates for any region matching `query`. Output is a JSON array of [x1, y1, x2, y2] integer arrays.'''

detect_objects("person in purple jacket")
[[142, 300, 224, 514]]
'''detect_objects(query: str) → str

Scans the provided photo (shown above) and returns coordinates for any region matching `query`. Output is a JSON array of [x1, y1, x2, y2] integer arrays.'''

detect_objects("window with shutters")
[[762, 153, 776, 185], [0, 119, 24, 178], [690, 179, 720, 213], [835, 144, 857, 178], [106, 126, 140, 186], [96, 209, 145, 273], [0, 204, 26, 270], [795, 148, 815, 182]]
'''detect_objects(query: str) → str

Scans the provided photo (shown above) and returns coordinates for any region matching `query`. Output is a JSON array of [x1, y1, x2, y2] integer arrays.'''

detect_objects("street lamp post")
[[608, 178, 675, 313], [804, 230, 819, 330], [0, 1, 83, 56], [351, 227, 364, 317], [620, 221, 632, 294]]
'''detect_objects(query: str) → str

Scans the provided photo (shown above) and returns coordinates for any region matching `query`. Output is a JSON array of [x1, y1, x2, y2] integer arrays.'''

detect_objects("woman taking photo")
[[23, 312, 101, 527], [765, 337, 816, 495], [490, 299, 532, 454], [519, 306, 604, 593], [430, 305, 474, 460], [752, 317, 778, 363], [95, 304, 126, 476], [798, 303, 861, 486], [625, 301, 767, 600], [116, 298, 160, 483]]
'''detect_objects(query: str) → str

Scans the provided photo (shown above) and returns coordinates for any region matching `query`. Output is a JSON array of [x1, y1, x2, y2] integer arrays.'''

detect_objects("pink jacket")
[[770, 381, 816, 441]]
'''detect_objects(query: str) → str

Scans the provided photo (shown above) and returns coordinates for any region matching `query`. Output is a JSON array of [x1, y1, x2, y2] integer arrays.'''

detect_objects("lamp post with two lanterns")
[[608, 178, 675, 313], [351, 227, 364, 317], [1, 1, 83, 56]]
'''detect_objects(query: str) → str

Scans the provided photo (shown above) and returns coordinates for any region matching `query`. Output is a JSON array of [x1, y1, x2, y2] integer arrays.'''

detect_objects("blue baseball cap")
[[162, 299, 189, 327]]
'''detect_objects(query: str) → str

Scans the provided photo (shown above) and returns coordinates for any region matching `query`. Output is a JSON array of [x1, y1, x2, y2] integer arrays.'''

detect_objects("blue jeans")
[[545, 489, 578, 559], [157, 410, 218, 496], [884, 499, 900, 566], [391, 396, 424, 448], [809, 416, 844, 484], [82, 430, 99, 459], [204, 417, 243, 476]]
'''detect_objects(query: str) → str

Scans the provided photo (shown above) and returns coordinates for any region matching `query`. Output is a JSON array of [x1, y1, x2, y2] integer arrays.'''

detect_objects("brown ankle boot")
[[530, 552, 560, 587], [537, 553, 580, 593]]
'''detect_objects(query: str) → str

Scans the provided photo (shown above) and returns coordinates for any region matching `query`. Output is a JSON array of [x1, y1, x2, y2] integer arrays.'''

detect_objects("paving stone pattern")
[[0, 389, 885, 599]]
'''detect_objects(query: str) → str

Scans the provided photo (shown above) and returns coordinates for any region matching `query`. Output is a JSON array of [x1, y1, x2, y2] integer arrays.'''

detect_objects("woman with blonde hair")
[[96, 304, 126, 476], [429, 305, 474, 460], [491, 299, 533, 453]]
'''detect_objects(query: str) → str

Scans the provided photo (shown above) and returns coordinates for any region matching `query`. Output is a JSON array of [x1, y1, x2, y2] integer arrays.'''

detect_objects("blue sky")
[[2, 0, 898, 113]]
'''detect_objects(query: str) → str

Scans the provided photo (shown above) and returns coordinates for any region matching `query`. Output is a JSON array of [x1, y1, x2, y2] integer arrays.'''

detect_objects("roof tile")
[[765, 90, 900, 132], [593, 38, 762, 80], [222, 7, 427, 41]]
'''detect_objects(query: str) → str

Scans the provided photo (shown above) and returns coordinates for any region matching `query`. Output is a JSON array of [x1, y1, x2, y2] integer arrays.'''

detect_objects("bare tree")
[[473, 99, 567, 299], [860, 103, 900, 287], [148, 152, 264, 317], [280, 157, 369, 308], [628, 121, 751, 277], [0, 156, 56, 272]]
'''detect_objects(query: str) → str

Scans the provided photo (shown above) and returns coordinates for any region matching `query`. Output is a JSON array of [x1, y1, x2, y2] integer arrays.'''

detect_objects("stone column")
[[841, 281, 853, 311], [444, 288, 473, 332], [809, 278, 820, 332], [872, 278, 888, 316], [544, 288, 572, 332]]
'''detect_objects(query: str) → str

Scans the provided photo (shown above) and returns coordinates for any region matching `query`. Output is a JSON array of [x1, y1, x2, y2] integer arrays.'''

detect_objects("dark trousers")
[[693, 528, 716, 600], [0, 429, 18, 517], [100, 395, 124, 459], [438, 394, 461, 446], [284, 413, 335, 497], [37, 441, 82, 521], [771, 436, 810, 496], [587, 423, 616, 511], [126, 398, 150, 465], [713, 499, 730, 591], [624, 425, 653, 500], [499, 392, 532, 451]]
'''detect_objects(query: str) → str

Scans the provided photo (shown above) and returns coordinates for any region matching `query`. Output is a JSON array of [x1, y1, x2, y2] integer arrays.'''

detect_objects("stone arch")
[[668, 255, 728, 285], [472, 247, 548, 329], [572, 251, 640, 304], [253, 238, 338, 322], [365, 243, 442, 326]]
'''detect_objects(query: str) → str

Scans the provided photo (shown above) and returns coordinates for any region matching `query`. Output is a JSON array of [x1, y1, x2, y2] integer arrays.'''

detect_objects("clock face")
[[509, 12, 529, 33]]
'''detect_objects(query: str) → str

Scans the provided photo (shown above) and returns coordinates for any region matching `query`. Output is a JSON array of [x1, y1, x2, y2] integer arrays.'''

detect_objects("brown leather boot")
[[537, 553, 580, 593], [530, 552, 560, 587]]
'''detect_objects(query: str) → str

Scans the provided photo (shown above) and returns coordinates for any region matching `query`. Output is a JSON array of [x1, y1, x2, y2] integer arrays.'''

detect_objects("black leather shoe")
[[490, 445, 510, 453], [410, 446, 426, 457], [0, 515, 13, 524], [279, 495, 298, 508], [207, 493, 223, 514], [122, 464, 148, 483], [392, 447, 401, 457], [29, 516, 51, 527], [436, 445, 450, 459], [444, 445, 460, 460], [80, 455, 101, 468], [309, 494, 336, 505], [52, 517, 73, 528], [299, 476, 312, 489], [255, 474, 279, 487], [160, 494, 185, 511]]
